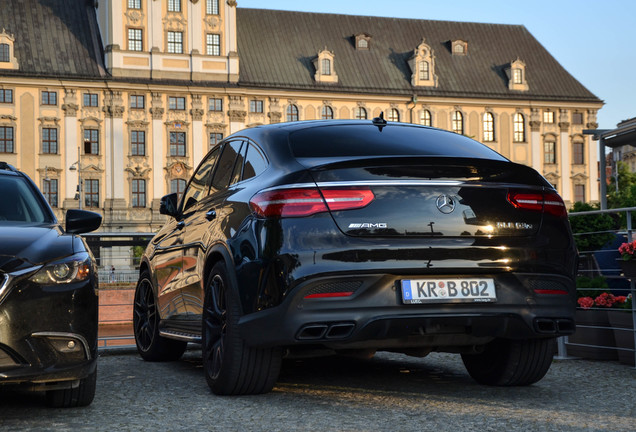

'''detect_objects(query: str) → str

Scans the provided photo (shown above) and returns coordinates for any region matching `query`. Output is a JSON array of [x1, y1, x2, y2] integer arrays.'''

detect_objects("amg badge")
[[348, 223, 388, 229]]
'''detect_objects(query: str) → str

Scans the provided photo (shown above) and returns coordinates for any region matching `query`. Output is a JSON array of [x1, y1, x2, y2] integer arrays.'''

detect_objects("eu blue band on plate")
[[402, 280, 412, 299]]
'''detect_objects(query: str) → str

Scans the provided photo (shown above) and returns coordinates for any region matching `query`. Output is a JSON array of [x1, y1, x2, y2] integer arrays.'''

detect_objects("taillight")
[[507, 190, 567, 217], [250, 187, 374, 218]]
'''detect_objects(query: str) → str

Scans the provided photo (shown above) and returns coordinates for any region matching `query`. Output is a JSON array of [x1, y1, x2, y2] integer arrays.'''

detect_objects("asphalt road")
[[1, 349, 634, 431]]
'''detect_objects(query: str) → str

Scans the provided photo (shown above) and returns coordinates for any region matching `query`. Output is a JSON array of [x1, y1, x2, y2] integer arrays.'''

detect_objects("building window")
[[83, 93, 98, 107], [355, 107, 367, 120], [84, 179, 99, 208], [167, 31, 183, 54], [322, 106, 334, 120], [0, 126, 14, 153], [0, 44, 9, 62], [128, 0, 141, 9], [131, 131, 145, 156], [171, 178, 187, 200], [358, 39, 368, 49], [250, 100, 263, 113], [84, 129, 99, 154], [452, 111, 463, 134], [169, 96, 186, 110], [574, 184, 585, 203], [321, 58, 331, 75], [543, 111, 554, 124], [209, 97, 222, 111], [128, 28, 143, 51], [513, 113, 525, 142], [168, 0, 181, 12], [0, 89, 13, 103], [130, 95, 145, 109], [419, 61, 429, 81], [206, 34, 220, 56], [206, 0, 219, 15], [286, 104, 299, 122], [420, 110, 432, 126], [483, 112, 495, 142], [544, 140, 556, 164], [42, 179, 58, 208], [132, 179, 146, 208], [573, 142, 584, 164], [572, 112, 583, 125], [42, 128, 58, 154], [209, 132, 223, 148], [170, 131, 186, 156], [513, 68, 523, 84], [41, 91, 57, 106], [387, 108, 399, 122]]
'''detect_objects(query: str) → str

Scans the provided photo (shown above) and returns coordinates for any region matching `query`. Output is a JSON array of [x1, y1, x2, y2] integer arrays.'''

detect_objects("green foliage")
[[132, 245, 145, 268], [569, 202, 616, 252], [575, 276, 609, 298], [607, 161, 636, 228]]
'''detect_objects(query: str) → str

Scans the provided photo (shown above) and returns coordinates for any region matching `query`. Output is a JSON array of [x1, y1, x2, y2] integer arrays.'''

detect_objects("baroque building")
[[0, 0, 603, 232]]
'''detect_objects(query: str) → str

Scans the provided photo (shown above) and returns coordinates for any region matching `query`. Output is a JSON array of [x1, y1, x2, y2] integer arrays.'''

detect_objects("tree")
[[569, 202, 616, 252]]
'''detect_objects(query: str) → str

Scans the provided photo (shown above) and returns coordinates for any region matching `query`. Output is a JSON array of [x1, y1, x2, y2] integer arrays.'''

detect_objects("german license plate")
[[401, 278, 496, 304]]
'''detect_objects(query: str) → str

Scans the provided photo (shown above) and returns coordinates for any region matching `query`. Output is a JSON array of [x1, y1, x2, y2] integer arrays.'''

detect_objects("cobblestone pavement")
[[1, 348, 634, 431]]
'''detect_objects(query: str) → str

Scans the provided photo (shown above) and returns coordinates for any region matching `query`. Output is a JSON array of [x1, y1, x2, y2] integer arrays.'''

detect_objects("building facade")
[[0, 0, 603, 232]]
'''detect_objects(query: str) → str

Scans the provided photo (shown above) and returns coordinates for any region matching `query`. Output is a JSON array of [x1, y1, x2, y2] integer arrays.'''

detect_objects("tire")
[[461, 337, 556, 386], [133, 271, 187, 361], [46, 369, 97, 408], [202, 262, 281, 395]]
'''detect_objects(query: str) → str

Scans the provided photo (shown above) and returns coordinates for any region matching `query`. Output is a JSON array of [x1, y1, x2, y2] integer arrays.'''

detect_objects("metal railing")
[[565, 207, 636, 367]]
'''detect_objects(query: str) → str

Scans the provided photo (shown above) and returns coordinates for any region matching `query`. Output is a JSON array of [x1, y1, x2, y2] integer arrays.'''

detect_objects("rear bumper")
[[239, 272, 576, 349]]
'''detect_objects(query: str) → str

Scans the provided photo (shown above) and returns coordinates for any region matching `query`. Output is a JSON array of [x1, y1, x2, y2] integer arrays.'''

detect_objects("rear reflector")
[[534, 289, 569, 295], [507, 190, 567, 217], [304, 292, 354, 299], [250, 187, 374, 218]]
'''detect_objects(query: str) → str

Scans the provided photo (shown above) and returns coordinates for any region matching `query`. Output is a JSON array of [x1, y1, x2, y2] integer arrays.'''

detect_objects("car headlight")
[[29, 253, 92, 284]]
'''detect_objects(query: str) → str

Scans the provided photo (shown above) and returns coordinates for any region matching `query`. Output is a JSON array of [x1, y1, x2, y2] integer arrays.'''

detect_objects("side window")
[[242, 143, 268, 181], [181, 146, 220, 212], [229, 142, 247, 186], [211, 140, 242, 192]]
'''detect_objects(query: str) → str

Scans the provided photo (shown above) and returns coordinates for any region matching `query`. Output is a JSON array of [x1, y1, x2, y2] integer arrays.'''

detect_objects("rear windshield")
[[289, 124, 507, 160], [0, 175, 52, 224]]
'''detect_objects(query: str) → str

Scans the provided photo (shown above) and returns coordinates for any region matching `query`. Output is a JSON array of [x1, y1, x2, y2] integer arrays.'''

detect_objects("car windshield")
[[289, 124, 507, 160], [0, 175, 52, 224]]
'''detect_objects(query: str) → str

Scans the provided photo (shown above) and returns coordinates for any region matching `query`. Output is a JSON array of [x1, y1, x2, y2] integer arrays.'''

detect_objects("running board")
[[159, 329, 202, 343]]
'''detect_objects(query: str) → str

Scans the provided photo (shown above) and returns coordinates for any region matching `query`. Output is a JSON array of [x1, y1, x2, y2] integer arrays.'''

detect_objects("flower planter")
[[608, 310, 635, 366], [567, 310, 618, 361], [619, 259, 636, 277]]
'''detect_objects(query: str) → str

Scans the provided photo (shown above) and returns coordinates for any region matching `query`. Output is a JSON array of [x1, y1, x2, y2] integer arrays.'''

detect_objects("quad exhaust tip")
[[296, 322, 356, 340]]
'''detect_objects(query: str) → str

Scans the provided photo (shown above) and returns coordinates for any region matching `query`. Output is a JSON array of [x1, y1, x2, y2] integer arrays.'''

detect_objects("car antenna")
[[372, 111, 387, 131]]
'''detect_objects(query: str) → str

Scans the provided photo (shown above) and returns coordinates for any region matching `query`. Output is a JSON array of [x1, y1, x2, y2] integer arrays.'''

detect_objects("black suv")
[[0, 162, 101, 407], [135, 120, 577, 395]]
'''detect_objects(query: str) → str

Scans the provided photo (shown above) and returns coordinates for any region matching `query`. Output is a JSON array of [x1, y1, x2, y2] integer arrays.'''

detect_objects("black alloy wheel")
[[133, 271, 186, 361], [202, 262, 282, 395]]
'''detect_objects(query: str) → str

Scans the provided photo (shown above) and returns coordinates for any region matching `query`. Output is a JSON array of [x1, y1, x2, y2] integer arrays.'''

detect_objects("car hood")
[[0, 224, 73, 272]]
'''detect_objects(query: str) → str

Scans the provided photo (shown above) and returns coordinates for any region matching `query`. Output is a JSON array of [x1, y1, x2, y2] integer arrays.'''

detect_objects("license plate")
[[401, 278, 496, 304]]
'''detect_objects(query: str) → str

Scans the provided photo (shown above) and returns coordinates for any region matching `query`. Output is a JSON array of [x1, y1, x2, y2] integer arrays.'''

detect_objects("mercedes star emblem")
[[436, 194, 456, 214]]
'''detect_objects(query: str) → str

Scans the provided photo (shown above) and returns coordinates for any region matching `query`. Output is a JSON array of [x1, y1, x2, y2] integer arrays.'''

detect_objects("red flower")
[[577, 297, 594, 309], [594, 292, 616, 307]]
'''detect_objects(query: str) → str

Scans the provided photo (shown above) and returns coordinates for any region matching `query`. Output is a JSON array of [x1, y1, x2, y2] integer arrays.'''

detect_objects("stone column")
[[228, 95, 246, 134], [103, 90, 127, 229], [191, 94, 205, 166], [558, 109, 571, 203], [62, 89, 79, 209], [151, 92, 165, 215], [529, 108, 542, 172], [587, 111, 600, 203]]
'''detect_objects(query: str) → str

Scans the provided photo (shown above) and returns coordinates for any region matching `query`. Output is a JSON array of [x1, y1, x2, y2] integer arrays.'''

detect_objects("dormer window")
[[0, 29, 19, 70], [321, 58, 331, 76], [507, 58, 529, 91], [451, 40, 468, 56], [313, 49, 338, 83], [354, 33, 371, 51], [408, 39, 436, 87]]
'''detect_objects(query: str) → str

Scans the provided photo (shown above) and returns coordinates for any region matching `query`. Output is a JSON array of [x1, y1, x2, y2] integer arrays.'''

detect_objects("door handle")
[[206, 210, 217, 221]]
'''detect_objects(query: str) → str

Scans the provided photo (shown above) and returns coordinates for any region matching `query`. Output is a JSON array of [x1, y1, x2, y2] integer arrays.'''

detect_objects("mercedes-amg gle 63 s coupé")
[[134, 118, 577, 395]]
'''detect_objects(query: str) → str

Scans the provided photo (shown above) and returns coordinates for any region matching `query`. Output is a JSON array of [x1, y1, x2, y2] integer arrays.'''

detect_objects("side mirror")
[[159, 193, 179, 217], [65, 209, 102, 234]]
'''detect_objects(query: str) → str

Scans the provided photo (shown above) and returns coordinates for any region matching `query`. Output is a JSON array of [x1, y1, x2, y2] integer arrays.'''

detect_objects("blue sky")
[[238, 0, 635, 130]]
